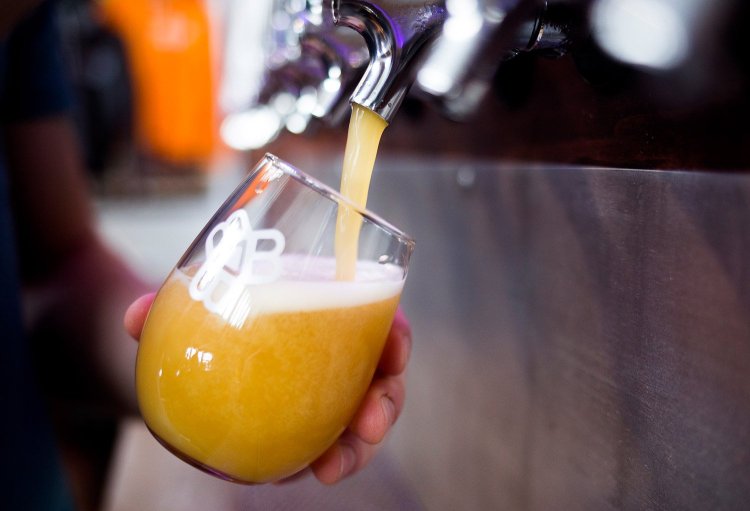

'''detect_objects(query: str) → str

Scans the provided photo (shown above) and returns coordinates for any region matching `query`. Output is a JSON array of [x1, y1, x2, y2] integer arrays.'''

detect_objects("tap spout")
[[333, 0, 447, 122]]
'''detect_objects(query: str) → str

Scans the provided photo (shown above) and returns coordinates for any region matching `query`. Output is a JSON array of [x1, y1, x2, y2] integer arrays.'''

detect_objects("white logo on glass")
[[189, 209, 285, 315]]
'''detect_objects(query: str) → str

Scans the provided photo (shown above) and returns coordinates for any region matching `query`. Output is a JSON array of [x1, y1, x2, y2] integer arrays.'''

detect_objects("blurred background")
[[52, 0, 750, 509]]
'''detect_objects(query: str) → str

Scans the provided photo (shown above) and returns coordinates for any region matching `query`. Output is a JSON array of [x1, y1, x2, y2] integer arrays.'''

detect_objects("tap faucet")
[[332, 0, 448, 122]]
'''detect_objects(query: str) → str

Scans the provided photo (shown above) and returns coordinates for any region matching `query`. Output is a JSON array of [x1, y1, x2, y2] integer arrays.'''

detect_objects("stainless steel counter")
[[365, 158, 750, 510]]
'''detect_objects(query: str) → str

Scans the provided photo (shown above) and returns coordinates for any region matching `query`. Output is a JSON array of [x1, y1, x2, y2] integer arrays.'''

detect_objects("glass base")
[[145, 425, 264, 485]]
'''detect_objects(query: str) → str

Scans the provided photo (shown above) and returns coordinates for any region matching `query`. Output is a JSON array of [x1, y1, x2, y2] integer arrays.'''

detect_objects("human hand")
[[124, 294, 412, 485]]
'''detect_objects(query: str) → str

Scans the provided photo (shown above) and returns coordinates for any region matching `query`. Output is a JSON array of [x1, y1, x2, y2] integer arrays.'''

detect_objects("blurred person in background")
[[1, 1, 148, 509], [1, 1, 412, 510]]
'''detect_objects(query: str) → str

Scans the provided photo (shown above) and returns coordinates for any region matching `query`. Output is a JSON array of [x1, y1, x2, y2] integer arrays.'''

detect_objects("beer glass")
[[135, 154, 414, 484]]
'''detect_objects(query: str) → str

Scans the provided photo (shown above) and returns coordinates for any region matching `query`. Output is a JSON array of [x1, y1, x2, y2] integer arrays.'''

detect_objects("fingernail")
[[381, 395, 396, 426], [339, 444, 356, 479]]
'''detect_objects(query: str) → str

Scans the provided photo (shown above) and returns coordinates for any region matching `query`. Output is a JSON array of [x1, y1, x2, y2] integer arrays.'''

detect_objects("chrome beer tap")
[[223, 0, 738, 150], [227, 0, 448, 144], [332, 0, 449, 122], [415, 0, 575, 119]]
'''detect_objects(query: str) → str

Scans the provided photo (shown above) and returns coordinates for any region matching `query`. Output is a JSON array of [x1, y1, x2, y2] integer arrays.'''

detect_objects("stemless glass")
[[135, 153, 414, 484]]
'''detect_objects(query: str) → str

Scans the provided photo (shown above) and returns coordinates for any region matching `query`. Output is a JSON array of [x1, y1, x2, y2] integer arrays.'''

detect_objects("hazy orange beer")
[[135, 154, 414, 483]]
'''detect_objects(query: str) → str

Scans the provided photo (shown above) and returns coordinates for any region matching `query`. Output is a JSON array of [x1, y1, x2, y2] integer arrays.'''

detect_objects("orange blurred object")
[[99, 0, 215, 168]]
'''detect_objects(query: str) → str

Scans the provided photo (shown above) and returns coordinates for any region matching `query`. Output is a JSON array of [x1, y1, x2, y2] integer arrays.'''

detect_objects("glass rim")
[[261, 153, 416, 249]]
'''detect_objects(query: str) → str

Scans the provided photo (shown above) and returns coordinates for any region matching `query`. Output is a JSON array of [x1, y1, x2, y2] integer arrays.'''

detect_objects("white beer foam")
[[176, 255, 404, 315], [250, 278, 404, 313]]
